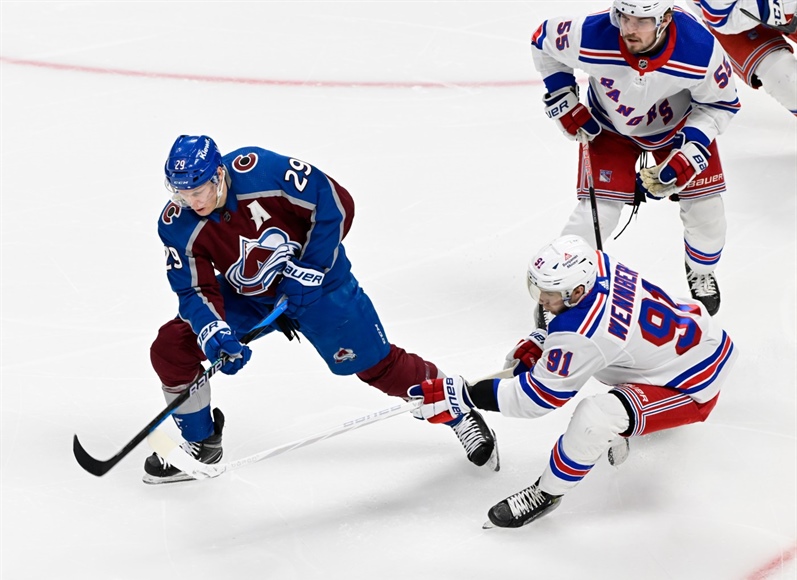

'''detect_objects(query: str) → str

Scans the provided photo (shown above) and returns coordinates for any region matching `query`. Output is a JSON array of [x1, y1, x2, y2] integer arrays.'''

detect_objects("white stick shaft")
[[473, 368, 514, 381], [147, 400, 419, 480]]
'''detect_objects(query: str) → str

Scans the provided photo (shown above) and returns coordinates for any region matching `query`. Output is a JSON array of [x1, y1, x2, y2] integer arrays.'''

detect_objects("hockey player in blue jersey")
[[144, 135, 499, 484], [531, 0, 741, 315], [409, 235, 737, 528]]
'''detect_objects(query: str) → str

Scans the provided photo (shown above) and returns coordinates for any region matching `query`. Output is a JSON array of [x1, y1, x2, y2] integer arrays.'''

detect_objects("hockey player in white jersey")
[[531, 0, 741, 315], [409, 235, 737, 528], [689, 0, 797, 116]]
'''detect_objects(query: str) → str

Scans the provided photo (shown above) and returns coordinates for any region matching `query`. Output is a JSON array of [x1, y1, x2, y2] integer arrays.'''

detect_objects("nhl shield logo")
[[334, 348, 357, 363], [638, 58, 649, 70]]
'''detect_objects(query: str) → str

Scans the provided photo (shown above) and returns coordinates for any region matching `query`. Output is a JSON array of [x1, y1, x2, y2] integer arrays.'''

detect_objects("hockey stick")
[[538, 141, 601, 329], [582, 140, 603, 251], [146, 369, 513, 481], [739, 8, 797, 34], [147, 399, 421, 480], [535, 304, 548, 331], [72, 300, 289, 477]]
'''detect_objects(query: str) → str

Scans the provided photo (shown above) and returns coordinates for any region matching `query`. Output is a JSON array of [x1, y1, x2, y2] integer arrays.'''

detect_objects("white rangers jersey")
[[690, 0, 796, 34], [496, 251, 737, 419], [531, 8, 740, 149]]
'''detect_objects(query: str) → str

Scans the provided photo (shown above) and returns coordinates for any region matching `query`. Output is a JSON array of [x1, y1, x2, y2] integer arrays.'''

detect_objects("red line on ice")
[[0, 56, 542, 89], [746, 543, 797, 580]]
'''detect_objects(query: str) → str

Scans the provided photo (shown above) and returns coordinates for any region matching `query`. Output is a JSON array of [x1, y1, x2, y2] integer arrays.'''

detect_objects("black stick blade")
[[73, 434, 121, 477], [71, 302, 289, 479]]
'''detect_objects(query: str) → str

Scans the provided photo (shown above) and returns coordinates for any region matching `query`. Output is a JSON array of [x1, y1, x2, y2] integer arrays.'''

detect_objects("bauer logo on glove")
[[638, 134, 712, 199], [284, 261, 324, 286], [276, 258, 326, 318], [543, 86, 602, 143], [504, 329, 547, 376], [407, 376, 474, 424], [196, 320, 252, 375]]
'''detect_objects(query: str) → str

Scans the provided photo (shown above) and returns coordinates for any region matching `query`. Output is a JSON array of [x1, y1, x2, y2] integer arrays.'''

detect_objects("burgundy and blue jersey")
[[157, 147, 354, 336]]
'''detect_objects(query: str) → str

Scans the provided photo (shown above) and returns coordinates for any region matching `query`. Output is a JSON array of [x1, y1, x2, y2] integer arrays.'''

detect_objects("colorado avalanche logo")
[[225, 227, 300, 295], [160, 202, 182, 225], [333, 348, 357, 363], [232, 153, 258, 173]]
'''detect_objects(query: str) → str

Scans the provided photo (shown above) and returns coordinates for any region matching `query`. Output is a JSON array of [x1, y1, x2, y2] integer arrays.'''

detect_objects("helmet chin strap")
[[213, 167, 226, 210], [653, 20, 668, 42], [563, 285, 587, 307]]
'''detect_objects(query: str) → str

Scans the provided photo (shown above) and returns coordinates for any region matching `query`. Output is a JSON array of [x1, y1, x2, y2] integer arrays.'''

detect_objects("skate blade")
[[141, 472, 196, 485], [482, 520, 496, 530], [607, 438, 630, 467], [486, 450, 500, 472], [485, 431, 500, 472]]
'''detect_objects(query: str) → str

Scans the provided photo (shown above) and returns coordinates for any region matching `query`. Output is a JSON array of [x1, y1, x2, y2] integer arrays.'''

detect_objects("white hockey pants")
[[539, 393, 630, 497], [561, 195, 726, 274]]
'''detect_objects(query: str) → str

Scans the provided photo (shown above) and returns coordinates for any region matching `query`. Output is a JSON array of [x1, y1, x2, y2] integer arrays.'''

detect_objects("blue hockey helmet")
[[164, 135, 222, 192]]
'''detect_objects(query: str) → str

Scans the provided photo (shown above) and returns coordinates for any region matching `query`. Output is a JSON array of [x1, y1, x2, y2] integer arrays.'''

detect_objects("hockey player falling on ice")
[[531, 0, 741, 315], [409, 235, 737, 528], [689, 0, 797, 116], [145, 135, 498, 484]]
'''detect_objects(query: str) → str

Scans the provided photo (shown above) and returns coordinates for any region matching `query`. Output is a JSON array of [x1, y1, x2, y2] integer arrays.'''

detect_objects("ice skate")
[[450, 410, 500, 471], [685, 263, 720, 316], [484, 479, 562, 529], [143, 408, 225, 485]]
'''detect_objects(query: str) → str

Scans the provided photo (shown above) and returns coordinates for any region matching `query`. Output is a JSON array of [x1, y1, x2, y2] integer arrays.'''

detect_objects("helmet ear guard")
[[526, 235, 599, 308]]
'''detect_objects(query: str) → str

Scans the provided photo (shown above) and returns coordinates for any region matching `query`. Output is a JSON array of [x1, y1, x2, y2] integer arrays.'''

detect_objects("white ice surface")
[[1, 2, 795, 579]]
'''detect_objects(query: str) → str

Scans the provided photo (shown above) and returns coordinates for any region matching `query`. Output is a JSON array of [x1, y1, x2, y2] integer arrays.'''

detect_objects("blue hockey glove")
[[503, 329, 547, 376], [408, 376, 474, 424], [197, 320, 252, 375], [275, 258, 325, 318], [543, 86, 601, 143]]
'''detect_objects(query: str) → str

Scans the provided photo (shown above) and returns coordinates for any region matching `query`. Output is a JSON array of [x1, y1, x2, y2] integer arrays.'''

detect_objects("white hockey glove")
[[503, 329, 547, 376], [543, 86, 602, 144], [407, 376, 473, 424], [638, 138, 710, 199]]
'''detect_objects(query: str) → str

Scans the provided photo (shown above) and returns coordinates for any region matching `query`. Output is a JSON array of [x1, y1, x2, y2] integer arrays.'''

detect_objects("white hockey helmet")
[[526, 235, 598, 307], [610, 0, 674, 29]]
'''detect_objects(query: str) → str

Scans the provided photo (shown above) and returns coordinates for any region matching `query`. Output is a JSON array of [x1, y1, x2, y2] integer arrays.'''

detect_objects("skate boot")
[[449, 410, 500, 471], [484, 479, 562, 529], [143, 408, 225, 485], [685, 262, 720, 316]]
